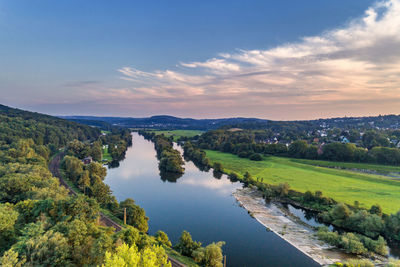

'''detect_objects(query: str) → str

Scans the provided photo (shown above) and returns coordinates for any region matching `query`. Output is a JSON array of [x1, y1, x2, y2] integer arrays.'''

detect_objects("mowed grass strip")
[[205, 150, 400, 214]]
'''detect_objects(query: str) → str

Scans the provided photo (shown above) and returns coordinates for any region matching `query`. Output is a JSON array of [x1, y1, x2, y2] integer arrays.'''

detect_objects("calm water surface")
[[104, 133, 319, 267]]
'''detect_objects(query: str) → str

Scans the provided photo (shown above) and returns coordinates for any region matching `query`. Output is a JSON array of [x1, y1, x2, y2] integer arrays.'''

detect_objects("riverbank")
[[205, 150, 400, 214], [233, 187, 359, 266]]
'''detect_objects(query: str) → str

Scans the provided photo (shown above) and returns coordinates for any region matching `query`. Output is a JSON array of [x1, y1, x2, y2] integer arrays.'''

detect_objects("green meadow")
[[150, 130, 204, 141], [205, 150, 400, 214], [102, 146, 112, 161]]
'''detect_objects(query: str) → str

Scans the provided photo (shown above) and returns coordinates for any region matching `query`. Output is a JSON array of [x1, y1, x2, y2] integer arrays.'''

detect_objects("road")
[[48, 151, 185, 267]]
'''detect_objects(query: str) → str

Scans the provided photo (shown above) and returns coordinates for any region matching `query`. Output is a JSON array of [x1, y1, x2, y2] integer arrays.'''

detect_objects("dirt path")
[[49, 152, 185, 266]]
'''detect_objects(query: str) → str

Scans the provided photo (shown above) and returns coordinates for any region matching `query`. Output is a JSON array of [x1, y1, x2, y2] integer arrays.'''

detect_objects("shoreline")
[[233, 187, 359, 266]]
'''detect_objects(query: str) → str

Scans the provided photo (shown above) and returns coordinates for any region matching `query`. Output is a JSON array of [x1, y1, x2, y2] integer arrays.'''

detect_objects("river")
[[104, 133, 319, 267]]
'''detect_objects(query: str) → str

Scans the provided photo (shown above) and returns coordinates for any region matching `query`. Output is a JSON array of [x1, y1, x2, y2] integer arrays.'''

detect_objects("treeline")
[[139, 131, 184, 174], [62, 135, 225, 266], [317, 227, 387, 256], [0, 106, 173, 266], [100, 128, 132, 161], [197, 130, 400, 165], [0, 104, 99, 152], [289, 140, 400, 165], [183, 142, 211, 169], [66, 128, 132, 163], [62, 156, 150, 232]]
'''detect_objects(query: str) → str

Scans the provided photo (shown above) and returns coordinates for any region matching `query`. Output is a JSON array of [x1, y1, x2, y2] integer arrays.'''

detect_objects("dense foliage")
[[174, 231, 225, 267], [233, 175, 399, 256], [317, 227, 387, 256], [197, 129, 400, 165], [183, 142, 211, 169], [140, 131, 185, 174], [100, 243, 171, 267], [0, 104, 99, 151], [0, 105, 186, 266]]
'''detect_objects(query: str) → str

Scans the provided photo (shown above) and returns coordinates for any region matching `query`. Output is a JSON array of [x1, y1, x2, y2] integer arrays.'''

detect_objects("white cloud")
[[111, 0, 400, 119]]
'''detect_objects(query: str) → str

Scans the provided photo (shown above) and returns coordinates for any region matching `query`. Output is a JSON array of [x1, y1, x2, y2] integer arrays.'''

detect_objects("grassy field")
[[150, 130, 204, 141], [205, 150, 400, 214], [102, 147, 112, 161]]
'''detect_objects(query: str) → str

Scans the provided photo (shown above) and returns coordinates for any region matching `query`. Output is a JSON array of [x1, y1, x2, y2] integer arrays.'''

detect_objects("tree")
[[370, 204, 383, 217], [77, 170, 90, 193], [249, 153, 262, 161], [62, 155, 84, 182], [155, 230, 172, 247], [90, 182, 114, 206], [17, 229, 71, 266], [0, 204, 19, 253], [362, 130, 390, 149], [288, 140, 308, 158], [213, 162, 223, 172], [119, 199, 149, 232], [175, 230, 201, 257], [86, 161, 107, 181], [91, 141, 102, 161], [0, 249, 24, 267], [243, 172, 252, 183], [205, 242, 225, 267], [276, 183, 290, 197], [101, 243, 171, 267]]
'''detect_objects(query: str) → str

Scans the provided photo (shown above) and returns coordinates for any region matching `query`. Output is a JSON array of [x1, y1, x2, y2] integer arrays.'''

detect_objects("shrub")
[[249, 153, 263, 161]]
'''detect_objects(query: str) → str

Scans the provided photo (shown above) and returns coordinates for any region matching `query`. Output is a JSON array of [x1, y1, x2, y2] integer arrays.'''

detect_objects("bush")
[[174, 231, 201, 257], [342, 259, 374, 267], [155, 230, 172, 247], [249, 153, 263, 161], [213, 162, 223, 172], [316, 227, 388, 256]]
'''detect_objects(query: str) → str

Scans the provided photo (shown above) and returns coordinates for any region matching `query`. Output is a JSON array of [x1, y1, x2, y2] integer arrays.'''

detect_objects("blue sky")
[[1, 0, 399, 119]]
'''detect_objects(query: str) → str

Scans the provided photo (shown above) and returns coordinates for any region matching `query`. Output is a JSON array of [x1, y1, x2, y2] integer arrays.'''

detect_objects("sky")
[[1, 0, 399, 120]]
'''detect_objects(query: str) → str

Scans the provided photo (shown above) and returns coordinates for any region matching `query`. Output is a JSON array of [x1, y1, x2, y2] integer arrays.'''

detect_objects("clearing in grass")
[[205, 150, 400, 214]]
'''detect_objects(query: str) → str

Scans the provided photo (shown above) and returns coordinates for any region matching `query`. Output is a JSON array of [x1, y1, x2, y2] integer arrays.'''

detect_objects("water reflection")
[[160, 171, 183, 183], [284, 204, 332, 229], [105, 133, 319, 267]]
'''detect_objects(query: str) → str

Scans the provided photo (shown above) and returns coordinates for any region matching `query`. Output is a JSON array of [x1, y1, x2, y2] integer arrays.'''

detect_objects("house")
[[83, 156, 93, 165], [340, 136, 350, 144]]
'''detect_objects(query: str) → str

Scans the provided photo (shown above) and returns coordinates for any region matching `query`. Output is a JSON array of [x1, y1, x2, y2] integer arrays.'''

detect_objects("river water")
[[104, 133, 319, 267]]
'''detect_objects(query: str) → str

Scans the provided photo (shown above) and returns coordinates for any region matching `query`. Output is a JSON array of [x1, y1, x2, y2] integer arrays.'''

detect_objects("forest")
[[0, 105, 225, 267]]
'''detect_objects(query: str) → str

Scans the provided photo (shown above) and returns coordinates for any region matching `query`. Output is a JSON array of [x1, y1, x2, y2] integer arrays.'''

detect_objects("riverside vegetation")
[[179, 130, 400, 261], [139, 131, 185, 174], [0, 105, 225, 267], [0, 105, 173, 266]]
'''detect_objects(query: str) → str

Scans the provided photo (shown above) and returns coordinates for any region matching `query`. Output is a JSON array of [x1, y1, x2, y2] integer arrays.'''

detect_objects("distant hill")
[[0, 104, 100, 146], [61, 114, 400, 131], [61, 115, 269, 130]]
